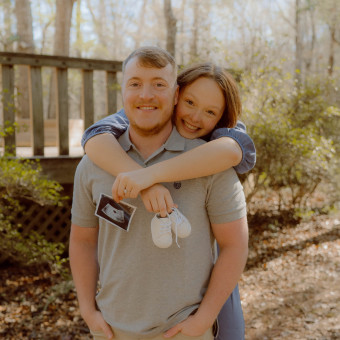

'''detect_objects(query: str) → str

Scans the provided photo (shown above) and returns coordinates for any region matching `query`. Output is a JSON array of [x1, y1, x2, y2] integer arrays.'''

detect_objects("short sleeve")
[[210, 121, 256, 174], [71, 156, 99, 227], [206, 168, 247, 224], [81, 109, 129, 149]]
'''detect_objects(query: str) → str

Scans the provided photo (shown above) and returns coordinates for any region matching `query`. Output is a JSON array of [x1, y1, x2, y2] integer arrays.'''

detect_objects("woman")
[[81, 62, 255, 340]]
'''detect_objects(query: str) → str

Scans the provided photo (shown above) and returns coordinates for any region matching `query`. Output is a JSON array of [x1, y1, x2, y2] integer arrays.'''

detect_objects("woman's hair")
[[177, 62, 241, 129]]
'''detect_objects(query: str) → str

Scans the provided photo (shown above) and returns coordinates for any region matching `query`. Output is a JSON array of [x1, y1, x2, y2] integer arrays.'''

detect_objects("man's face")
[[122, 57, 179, 136]]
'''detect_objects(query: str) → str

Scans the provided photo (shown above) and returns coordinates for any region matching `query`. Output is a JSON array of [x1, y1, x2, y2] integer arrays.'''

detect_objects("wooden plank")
[[34, 156, 82, 184], [55, 68, 69, 155], [1, 64, 16, 155], [82, 69, 94, 130], [7, 155, 81, 183], [0, 52, 122, 72], [106, 71, 118, 115], [28, 66, 44, 156]]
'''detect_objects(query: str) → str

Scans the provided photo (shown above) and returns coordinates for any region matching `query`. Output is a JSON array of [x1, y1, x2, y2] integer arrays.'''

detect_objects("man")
[[70, 46, 248, 340]]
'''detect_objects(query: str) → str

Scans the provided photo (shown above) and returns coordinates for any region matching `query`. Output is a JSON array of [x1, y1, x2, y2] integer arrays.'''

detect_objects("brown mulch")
[[1, 212, 339, 340], [241, 212, 340, 340]]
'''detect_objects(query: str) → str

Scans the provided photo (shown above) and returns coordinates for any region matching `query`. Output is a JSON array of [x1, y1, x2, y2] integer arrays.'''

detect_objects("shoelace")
[[171, 208, 184, 225], [169, 209, 181, 248], [158, 217, 172, 236]]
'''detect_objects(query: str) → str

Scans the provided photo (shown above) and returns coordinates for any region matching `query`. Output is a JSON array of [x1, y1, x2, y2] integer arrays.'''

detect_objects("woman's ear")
[[173, 85, 179, 106]]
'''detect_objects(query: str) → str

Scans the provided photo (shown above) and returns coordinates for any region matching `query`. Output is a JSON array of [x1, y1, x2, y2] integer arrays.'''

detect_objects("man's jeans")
[[90, 327, 214, 340]]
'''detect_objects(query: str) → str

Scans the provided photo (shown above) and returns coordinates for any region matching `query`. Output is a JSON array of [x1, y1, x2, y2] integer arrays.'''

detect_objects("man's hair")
[[123, 46, 177, 78], [177, 62, 241, 129]]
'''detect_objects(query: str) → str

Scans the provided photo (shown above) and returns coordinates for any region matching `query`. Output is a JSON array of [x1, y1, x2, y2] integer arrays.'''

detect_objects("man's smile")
[[137, 106, 157, 110]]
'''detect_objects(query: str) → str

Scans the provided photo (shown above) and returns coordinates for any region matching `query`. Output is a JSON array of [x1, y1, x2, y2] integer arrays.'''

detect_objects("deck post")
[[1, 64, 16, 155], [28, 66, 44, 156], [106, 71, 118, 115], [82, 69, 94, 130], [55, 68, 69, 155]]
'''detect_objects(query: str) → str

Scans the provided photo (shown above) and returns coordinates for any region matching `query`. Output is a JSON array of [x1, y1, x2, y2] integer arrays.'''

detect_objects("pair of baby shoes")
[[151, 208, 191, 248]]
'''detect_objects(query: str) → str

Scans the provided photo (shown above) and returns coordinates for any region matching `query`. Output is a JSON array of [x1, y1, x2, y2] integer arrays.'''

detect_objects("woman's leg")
[[214, 242, 245, 340], [215, 284, 245, 340]]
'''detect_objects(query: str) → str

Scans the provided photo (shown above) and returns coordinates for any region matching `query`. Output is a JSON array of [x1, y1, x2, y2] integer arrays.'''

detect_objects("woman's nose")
[[190, 109, 201, 122]]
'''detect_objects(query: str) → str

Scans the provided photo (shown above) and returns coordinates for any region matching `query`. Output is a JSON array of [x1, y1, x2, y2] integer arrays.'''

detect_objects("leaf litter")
[[0, 212, 339, 339]]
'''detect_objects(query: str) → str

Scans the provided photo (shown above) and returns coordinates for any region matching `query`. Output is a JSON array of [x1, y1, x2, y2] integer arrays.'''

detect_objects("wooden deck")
[[0, 52, 122, 184]]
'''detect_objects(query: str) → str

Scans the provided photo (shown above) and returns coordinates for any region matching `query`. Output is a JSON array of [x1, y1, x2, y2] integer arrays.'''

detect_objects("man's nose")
[[139, 85, 154, 100]]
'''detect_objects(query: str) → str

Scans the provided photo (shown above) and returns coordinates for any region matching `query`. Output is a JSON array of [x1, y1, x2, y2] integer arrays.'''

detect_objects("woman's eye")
[[186, 99, 194, 106], [207, 110, 216, 116]]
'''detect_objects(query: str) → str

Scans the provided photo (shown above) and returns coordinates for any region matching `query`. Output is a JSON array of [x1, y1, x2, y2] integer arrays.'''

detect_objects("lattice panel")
[[15, 199, 72, 244]]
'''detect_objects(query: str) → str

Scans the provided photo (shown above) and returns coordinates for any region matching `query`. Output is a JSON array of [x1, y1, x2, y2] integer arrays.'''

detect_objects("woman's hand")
[[140, 184, 176, 217], [163, 314, 212, 338], [112, 168, 155, 202]]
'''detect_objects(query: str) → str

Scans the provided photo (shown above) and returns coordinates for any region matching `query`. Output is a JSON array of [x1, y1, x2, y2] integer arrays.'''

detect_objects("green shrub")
[[240, 67, 340, 212], [0, 129, 67, 272]]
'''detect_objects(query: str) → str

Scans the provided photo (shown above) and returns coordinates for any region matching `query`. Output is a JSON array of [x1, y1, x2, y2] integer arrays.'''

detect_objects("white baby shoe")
[[169, 208, 191, 239], [151, 208, 191, 248], [151, 214, 172, 248]]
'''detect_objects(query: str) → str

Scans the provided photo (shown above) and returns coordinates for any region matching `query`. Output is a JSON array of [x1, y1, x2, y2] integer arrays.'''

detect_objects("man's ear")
[[174, 85, 179, 105]]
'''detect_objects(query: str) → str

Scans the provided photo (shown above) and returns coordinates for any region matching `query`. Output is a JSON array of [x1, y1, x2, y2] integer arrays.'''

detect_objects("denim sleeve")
[[210, 121, 256, 174], [81, 109, 129, 149]]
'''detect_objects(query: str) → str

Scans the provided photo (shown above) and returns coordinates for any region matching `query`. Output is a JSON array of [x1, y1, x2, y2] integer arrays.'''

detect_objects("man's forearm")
[[69, 230, 99, 317], [194, 244, 248, 328], [163, 242, 248, 338]]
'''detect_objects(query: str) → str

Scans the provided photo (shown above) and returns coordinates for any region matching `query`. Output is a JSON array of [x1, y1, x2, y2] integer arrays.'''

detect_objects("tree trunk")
[[15, 0, 35, 118], [295, 0, 302, 86], [328, 26, 336, 76], [305, 4, 315, 73], [327, 0, 340, 76], [86, 0, 107, 47], [47, 0, 76, 119], [136, 0, 148, 49], [75, 0, 82, 58], [190, 0, 199, 60], [179, 0, 187, 65], [163, 0, 177, 57], [54, 0, 75, 55], [3, 0, 13, 51]]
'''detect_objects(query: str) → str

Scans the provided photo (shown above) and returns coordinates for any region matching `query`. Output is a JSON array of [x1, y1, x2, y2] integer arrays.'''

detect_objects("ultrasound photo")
[[95, 193, 137, 231]]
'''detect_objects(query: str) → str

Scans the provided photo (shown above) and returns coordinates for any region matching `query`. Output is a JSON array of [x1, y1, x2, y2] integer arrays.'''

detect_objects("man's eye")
[[130, 83, 140, 87], [155, 83, 166, 88]]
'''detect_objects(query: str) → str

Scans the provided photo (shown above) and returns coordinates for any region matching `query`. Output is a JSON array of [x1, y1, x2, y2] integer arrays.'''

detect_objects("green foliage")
[[0, 127, 67, 271], [240, 66, 340, 212], [0, 156, 64, 206]]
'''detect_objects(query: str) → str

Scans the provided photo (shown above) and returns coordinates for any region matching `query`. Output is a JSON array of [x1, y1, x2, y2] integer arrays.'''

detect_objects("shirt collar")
[[119, 126, 186, 154]]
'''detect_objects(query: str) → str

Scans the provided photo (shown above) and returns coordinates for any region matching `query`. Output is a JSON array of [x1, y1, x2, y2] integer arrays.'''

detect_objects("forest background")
[[0, 0, 340, 339]]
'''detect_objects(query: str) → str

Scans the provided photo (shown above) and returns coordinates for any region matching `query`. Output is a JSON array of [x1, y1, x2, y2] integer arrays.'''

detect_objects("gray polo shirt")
[[71, 127, 246, 337]]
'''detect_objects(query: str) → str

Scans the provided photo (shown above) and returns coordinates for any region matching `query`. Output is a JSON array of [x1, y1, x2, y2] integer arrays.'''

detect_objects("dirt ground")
[[1, 212, 339, 340]]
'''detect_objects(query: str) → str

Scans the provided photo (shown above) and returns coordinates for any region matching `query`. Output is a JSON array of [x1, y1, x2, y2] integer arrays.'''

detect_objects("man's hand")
[[163, 314, 212, 338], [140, 184, 176, 217], [83, 309, 114, 339]]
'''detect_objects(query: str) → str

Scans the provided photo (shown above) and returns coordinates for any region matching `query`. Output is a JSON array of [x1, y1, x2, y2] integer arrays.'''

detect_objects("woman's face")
[[174, 77, 225, 139]]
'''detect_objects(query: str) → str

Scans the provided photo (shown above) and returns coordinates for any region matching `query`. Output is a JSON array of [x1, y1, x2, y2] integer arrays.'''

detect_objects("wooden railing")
[[0, 52, 122, 183]]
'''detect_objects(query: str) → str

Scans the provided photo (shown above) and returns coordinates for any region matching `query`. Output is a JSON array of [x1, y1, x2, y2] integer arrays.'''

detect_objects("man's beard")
[[130, 120, 171, 137]]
